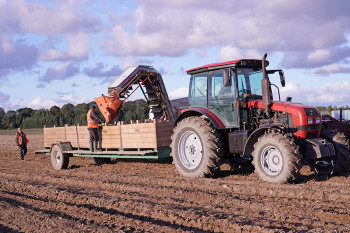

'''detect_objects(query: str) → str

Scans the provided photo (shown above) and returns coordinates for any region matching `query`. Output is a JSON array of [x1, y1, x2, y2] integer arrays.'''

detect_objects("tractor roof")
[[186, 59, 264, 75]]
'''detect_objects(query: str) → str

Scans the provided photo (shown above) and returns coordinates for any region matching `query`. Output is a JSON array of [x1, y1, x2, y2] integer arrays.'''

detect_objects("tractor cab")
[[186, 59, 270, 128]]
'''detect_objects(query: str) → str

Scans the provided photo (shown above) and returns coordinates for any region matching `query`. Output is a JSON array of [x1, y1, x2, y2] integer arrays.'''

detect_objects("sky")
[[1, 0, 350, 111]]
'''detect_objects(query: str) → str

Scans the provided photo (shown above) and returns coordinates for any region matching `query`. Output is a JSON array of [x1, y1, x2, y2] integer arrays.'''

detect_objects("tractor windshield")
[[236, 68, 263, 100]]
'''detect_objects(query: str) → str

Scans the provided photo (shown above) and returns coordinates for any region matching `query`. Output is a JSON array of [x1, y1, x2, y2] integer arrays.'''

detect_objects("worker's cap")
[[90, 104, 96, 110], [18, 128, 22, 130]]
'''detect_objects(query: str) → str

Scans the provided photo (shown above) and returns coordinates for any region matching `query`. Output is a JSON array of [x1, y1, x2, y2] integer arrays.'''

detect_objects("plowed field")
[[0, 130, 349, 232]]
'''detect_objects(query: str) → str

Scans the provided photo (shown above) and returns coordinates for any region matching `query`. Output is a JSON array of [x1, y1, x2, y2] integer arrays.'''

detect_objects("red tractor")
[[170, 54, 350, 183]]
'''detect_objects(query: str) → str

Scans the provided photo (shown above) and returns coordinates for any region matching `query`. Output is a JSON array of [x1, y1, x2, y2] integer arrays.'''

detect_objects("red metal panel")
[[179, 108, 225, 129], [248, 100, 321, 139]]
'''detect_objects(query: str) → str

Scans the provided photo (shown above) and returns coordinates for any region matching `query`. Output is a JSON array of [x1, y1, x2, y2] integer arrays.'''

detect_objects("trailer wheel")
[[321, 129, 350, 174], [171, 117, 223, 178], [51, 144, 69, 170], [94, 157, 111, 165], [252, 131, 301, 183]]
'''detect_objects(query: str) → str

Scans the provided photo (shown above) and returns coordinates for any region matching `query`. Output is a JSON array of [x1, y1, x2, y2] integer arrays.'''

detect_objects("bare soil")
[[0, 131, 349, 232]]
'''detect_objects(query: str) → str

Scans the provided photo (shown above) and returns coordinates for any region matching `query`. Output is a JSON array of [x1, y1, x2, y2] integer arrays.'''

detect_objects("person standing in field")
[[16, 128, 29, 160], [87, 104, 105, 152]]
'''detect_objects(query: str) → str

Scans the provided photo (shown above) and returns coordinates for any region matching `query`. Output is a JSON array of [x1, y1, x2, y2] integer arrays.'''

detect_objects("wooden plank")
[[121, 132, 156, 138], [102, 134, 120, 138], [122, 142, 157, 148], [122, 123, 155, 129], [102, 144, 120, 148], [120, 127, 156, 134], [102, 139, 120, 148]]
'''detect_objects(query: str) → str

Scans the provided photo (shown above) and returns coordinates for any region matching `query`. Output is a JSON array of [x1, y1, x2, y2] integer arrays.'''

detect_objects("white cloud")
[[40, 33, 90, 61], [66, 32, 90, 60], [315, 64, 350, 75], [168, 87, 189, 100], [104, 0, 350, 70], [28, 94, 94, 110], [120, 56, 138, 70], [218, 46, 261, 61], [280, 81, 350, 106], [307, 49, 331, 64], [0, 0, 100, 34], [218, 46, 242, 61], [39, 49, 66, 61], [0, 34, 14, 52], [29, 97, 58, 109]]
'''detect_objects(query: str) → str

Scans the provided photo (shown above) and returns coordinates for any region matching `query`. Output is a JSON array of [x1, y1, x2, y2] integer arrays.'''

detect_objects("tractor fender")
[[175, 108, 225, 129], [243, 125, 280, 157]]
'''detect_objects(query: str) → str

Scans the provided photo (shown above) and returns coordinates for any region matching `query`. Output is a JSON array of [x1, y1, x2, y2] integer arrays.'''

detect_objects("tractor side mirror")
[[279, 70, 285, 87], [223, 68, 231, 87]]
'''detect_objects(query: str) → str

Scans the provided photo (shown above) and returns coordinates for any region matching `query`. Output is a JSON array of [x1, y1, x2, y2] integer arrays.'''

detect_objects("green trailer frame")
[[35, 142, 171, 170]]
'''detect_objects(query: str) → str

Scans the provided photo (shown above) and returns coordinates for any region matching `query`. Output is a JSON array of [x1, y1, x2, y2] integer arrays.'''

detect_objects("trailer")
[[36, 120, 174, 170]]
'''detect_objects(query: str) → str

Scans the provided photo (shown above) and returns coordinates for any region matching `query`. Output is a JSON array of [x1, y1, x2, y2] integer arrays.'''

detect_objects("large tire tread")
[[252, 130, 301, 183], [170, 117, 223, 178]]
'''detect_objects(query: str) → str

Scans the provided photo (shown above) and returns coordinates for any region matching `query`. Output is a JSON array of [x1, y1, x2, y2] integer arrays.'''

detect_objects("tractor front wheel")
[[252, 131, 301, 183], [170, 117, 223, 178]]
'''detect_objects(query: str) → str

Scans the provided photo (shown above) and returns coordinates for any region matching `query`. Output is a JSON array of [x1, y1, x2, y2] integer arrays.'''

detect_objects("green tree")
[[50, 106, 60, 115], [60, 103, 75, 125], [0, 107, 5, 128], [73, 103, 88, 125], [2, 110, 16, 129], [16, 107, 34, 127], [326, 105, 333, 115]]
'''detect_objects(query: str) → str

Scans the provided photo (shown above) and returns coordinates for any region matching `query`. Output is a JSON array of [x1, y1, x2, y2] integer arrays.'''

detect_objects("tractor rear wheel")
[[321, 129, 350, 174], [51, 144, 69, 170], [252, 131, 301, 183], [170, 117, 223, 178]]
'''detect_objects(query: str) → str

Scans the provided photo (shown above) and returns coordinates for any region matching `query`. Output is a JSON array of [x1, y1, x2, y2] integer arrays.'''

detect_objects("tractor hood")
[[248, 100, 321, 128]]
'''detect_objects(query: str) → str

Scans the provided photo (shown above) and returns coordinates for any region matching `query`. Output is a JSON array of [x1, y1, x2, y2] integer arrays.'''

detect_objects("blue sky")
[[1, 0, 350, 111]]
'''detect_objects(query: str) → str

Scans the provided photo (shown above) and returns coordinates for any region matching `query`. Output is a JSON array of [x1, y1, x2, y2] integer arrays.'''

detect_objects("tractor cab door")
[[208, 70, 239, 127]]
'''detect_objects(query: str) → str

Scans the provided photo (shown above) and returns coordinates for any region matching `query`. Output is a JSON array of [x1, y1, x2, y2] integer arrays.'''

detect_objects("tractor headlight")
[[307, 117, 313, 124], [315, 116, 321, 124]]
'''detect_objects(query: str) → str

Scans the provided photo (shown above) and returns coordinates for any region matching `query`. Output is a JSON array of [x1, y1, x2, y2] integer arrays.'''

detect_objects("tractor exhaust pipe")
[[261, 54, 272, 118]]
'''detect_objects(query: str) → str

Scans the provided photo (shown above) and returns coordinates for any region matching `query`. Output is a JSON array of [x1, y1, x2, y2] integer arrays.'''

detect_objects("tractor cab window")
[[189, 73, 207, 108], [208, 70, 238, 127], [237, 68, 263, 100]]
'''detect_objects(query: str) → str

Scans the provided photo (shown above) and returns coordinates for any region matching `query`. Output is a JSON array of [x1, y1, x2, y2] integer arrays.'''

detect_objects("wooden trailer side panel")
[[43, 121, 174, 149], [76, 126, 90, 148], [102, 125, 121, 148], [65, 126, 78, 148], [44, 127, 66, 148], [121, 122, 157, 149]]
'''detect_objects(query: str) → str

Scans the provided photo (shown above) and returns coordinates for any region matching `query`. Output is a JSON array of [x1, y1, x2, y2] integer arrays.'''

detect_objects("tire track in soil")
[[1, 168, 349, 232], [0, 133, 350, 232]]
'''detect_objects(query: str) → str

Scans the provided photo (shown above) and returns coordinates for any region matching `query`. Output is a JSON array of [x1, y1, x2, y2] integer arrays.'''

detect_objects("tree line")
[[316, 105, 350, 115], [0, 102, 347, 130], [0, 100, 149, 129]]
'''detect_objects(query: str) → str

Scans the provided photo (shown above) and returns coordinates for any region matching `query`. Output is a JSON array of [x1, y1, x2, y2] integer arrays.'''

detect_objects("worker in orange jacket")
[[87, 104, 105, 152], [16, 128, 29, 160]]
